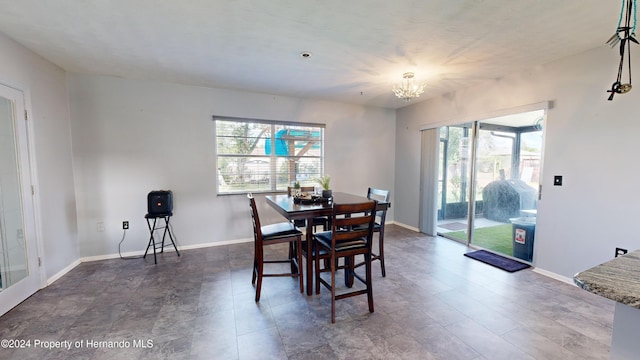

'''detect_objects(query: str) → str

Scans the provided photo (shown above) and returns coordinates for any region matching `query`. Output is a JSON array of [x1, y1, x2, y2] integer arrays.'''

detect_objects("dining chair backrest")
[[248, 193, 262, 242], [314, 199, 378, 322], [364, 188, 390, 277], [330, 200, 378, 249], [367, 187, 390, 208]]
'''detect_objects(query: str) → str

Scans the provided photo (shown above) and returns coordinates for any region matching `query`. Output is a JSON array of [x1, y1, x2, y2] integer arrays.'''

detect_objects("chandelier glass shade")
[[393, 72, 425, 101]]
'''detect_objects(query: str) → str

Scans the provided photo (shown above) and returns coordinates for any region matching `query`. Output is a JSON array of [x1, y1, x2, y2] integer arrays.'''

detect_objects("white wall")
[[68, 74, 396, 257], [395, 45, 640, 278], [2, 23, 632, 283], [0, 32, 78, 281]]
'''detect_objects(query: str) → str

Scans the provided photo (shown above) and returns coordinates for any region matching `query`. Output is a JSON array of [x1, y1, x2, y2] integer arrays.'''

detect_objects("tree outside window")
[[214, 117, 324, 194]]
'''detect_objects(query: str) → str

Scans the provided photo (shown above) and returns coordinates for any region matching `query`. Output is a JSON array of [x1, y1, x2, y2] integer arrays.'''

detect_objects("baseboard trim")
[[391, 221, 420, 232], [179, 237, 252, 250], [531, 267, 575, 286], [46, 238, 254, 284], [46, 259, 81, 286], [49, 234, 576, 290]]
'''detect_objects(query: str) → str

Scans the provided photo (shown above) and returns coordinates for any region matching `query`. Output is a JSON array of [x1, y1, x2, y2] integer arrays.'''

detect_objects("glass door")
[[436, 110, 544, 262], [437, 124, 473, 242], [472, 112, 543, 261], [0, 84, 40, 316]]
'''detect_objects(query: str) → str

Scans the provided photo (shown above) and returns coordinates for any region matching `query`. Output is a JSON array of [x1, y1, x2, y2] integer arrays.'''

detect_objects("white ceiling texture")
[[0, 1, 622, 109]]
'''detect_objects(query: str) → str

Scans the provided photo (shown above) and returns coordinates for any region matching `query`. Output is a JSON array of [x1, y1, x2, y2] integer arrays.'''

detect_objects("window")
[[214, 116, 324, 194]]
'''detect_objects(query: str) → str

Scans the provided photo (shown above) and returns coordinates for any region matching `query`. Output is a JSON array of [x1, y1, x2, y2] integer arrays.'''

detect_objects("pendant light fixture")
[[393, 72, 425, 102], [607, 0, 638, 100]]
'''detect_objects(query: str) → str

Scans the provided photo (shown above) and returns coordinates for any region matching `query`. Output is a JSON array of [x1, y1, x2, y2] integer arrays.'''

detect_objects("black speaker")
[[147, 190, 173, 217]]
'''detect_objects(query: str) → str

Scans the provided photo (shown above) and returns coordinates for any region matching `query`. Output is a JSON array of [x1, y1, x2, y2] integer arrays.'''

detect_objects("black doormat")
[[464, 250, 530, 272]]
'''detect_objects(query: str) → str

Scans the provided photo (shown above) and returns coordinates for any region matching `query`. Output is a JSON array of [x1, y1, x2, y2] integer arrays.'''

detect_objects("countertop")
[[574, 249, 640, 309]]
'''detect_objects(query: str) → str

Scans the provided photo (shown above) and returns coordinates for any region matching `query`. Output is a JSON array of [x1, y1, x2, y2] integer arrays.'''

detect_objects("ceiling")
[[0, 1, 620, 109]]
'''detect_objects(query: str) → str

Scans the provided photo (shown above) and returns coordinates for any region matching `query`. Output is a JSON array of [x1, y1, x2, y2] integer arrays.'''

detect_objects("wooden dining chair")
[[353, 188, 390, 277], [313, 200, 377, 323], [248, 193, 304, 302], [287, 186, 328, 231]]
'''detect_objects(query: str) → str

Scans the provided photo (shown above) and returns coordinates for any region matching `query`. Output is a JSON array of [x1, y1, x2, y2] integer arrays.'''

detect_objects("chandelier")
[[393, 72, 425, 101]]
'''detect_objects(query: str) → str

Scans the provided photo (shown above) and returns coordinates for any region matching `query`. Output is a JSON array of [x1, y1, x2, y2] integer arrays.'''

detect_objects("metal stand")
[[143, 213, 180, 264]]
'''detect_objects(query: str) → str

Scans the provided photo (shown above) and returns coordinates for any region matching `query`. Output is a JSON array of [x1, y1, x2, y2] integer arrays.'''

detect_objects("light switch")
[[554, 175, 563, 186]]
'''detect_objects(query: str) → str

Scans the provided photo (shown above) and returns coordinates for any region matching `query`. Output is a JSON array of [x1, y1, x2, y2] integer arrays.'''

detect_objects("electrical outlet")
[[615, 247, 628, 258], [97, 222, 105, 232], [122, 221, 129, 230]]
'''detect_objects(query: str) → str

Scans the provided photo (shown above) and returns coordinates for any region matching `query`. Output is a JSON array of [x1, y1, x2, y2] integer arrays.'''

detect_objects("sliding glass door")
[[436, 110, 544, 262], [437, 124, 473, 238]]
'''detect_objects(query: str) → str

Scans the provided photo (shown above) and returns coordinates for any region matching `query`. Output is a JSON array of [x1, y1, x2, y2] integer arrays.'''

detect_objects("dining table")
[[265, 191, 390, 295]]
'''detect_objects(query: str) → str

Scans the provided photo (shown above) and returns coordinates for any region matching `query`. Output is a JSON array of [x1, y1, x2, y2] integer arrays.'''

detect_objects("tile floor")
[[0, 225, 614, 359]]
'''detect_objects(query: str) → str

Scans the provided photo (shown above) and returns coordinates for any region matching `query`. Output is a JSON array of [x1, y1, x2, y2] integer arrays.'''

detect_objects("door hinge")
[[24, 109, 28, 121], [38, 257, 41, 267], [31, 185, 35, 195]]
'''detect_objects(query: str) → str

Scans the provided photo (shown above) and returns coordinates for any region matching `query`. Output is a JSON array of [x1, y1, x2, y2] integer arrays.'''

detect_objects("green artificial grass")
[[445, 223, 513, 255]]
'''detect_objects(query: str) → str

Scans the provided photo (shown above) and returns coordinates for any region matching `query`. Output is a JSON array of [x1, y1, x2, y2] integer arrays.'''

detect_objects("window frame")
[[213, 115, 325, 195]]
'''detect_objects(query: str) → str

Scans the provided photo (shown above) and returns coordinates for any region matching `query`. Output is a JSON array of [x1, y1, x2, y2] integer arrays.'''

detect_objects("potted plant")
[[316, 174, 332, 198], [292, 180, 301, 197]]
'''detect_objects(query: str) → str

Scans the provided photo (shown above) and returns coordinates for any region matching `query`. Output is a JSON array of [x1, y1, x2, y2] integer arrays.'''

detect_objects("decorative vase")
[[322, 189, 332, 198]]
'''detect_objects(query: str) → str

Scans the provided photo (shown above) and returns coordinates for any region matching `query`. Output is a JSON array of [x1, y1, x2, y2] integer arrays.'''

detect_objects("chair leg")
[[289, 242, 297, 274], [345, 255, 354, 288], [378, 231, 386, 277], [255, 248, 264, 302], [331, 253, 336, 323], [251, 241, 258, 285], [251, 258, 257, 285], [315, 248, 321, 295], [366, 253, 374, 313], [296, 239, 304, 293]]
